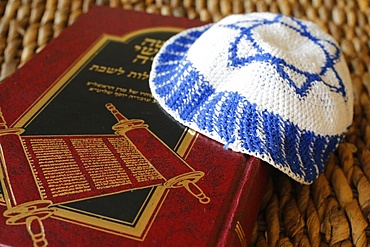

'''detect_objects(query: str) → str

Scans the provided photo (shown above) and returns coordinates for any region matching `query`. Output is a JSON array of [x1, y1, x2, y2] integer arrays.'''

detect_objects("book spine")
[[215, 157, 268, 246]]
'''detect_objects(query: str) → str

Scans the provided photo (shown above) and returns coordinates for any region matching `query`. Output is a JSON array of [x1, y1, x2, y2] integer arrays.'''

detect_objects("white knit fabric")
[[149, 12, 354, 184]]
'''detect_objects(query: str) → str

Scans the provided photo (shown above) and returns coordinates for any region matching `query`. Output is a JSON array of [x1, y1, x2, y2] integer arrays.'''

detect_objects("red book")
[[0, 6, 268, 246]]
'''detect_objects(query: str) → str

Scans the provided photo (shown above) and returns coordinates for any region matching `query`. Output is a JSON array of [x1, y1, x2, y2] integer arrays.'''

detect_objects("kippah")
[[149, 12, 354, 184]]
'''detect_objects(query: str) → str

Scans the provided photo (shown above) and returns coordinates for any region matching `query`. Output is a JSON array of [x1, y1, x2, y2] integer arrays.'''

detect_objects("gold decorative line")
[[53, 186, 169, 240], [0, 144, 17, 208], [176, 128, 198, 159], [174, 128, 187, 151], [56, 185, 156, 227], [0, 108, 7, 129], [235, 221, 247, 247]]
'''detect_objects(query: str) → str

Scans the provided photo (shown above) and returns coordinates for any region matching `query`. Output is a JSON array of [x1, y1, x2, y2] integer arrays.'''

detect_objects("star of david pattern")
[[222, 14, 346, 97]]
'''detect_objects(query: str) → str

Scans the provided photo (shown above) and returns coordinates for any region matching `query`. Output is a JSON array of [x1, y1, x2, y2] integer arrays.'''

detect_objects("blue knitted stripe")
[[166, 28, 207, 51], [177, 87, 343, 183], [152, 27, 211, 101], [216, 92, 241, 144], [195, 93, 222, 133], [165, 65, 203, 111], [154, 67, 178, 85], [154, 61, 216, 120], [256, 108, 343, 182], [153, 62, 191, 97], [183, 26, 211, 40], [164, 42, 190, 53], [154, 61, 186, 87], [239, 101, 263, 153], [312, 136, 326, 171], [157, 53, 184, 64], [179, 81, 215, 121], [299, 132, 316, 181], [154, 61, 182, 77], [261, 110, 286, 166], [152, 76, 174, 97], [284, 123, 304, 177]]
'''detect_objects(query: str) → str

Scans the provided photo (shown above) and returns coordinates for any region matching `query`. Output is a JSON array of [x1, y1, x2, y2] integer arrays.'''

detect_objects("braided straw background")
[[0, 0, 369, 246]]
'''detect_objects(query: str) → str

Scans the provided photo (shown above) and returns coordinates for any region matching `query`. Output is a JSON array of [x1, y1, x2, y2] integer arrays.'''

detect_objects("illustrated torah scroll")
[[0, 103, 209, 246]]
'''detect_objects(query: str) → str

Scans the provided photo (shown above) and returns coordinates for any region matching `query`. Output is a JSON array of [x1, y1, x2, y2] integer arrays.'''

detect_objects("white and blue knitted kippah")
[[149, 12, 354, 184]]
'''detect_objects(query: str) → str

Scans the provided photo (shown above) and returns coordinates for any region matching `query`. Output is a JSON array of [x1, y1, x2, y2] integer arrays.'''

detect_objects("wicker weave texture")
[[0, 0, 369, 246]]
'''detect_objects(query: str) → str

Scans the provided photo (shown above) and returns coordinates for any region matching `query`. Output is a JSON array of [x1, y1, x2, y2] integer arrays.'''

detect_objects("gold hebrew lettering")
[[141, 38, 156, 47], [132, 55, 149, 64], [141, 38, 164, 49], [106, 67, 117, 74], [140, 47, 158, 56], [127, 71, 137, 78], [97, 66, 106, 73], [116, 67, 125, 75], [155, 40, 164, 48], [141, 71, 149, 80], [89, 64, 99, 71]]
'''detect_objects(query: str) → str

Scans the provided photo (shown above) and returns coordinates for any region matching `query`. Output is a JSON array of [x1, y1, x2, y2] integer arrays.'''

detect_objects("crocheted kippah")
[[149, 13, 354, 184]]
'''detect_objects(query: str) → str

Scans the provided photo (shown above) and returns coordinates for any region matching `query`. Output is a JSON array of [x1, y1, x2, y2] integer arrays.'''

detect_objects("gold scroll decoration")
[[164, 171, 210, 204], [105, 103, 210, 204]]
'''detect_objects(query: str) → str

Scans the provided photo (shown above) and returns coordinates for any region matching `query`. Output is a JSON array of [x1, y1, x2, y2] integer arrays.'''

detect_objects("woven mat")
[[0, 0, 369, 246]]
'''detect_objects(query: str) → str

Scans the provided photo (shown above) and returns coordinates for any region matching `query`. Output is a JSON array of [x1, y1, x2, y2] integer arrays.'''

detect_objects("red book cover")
[[0, 6, 268, 246]]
